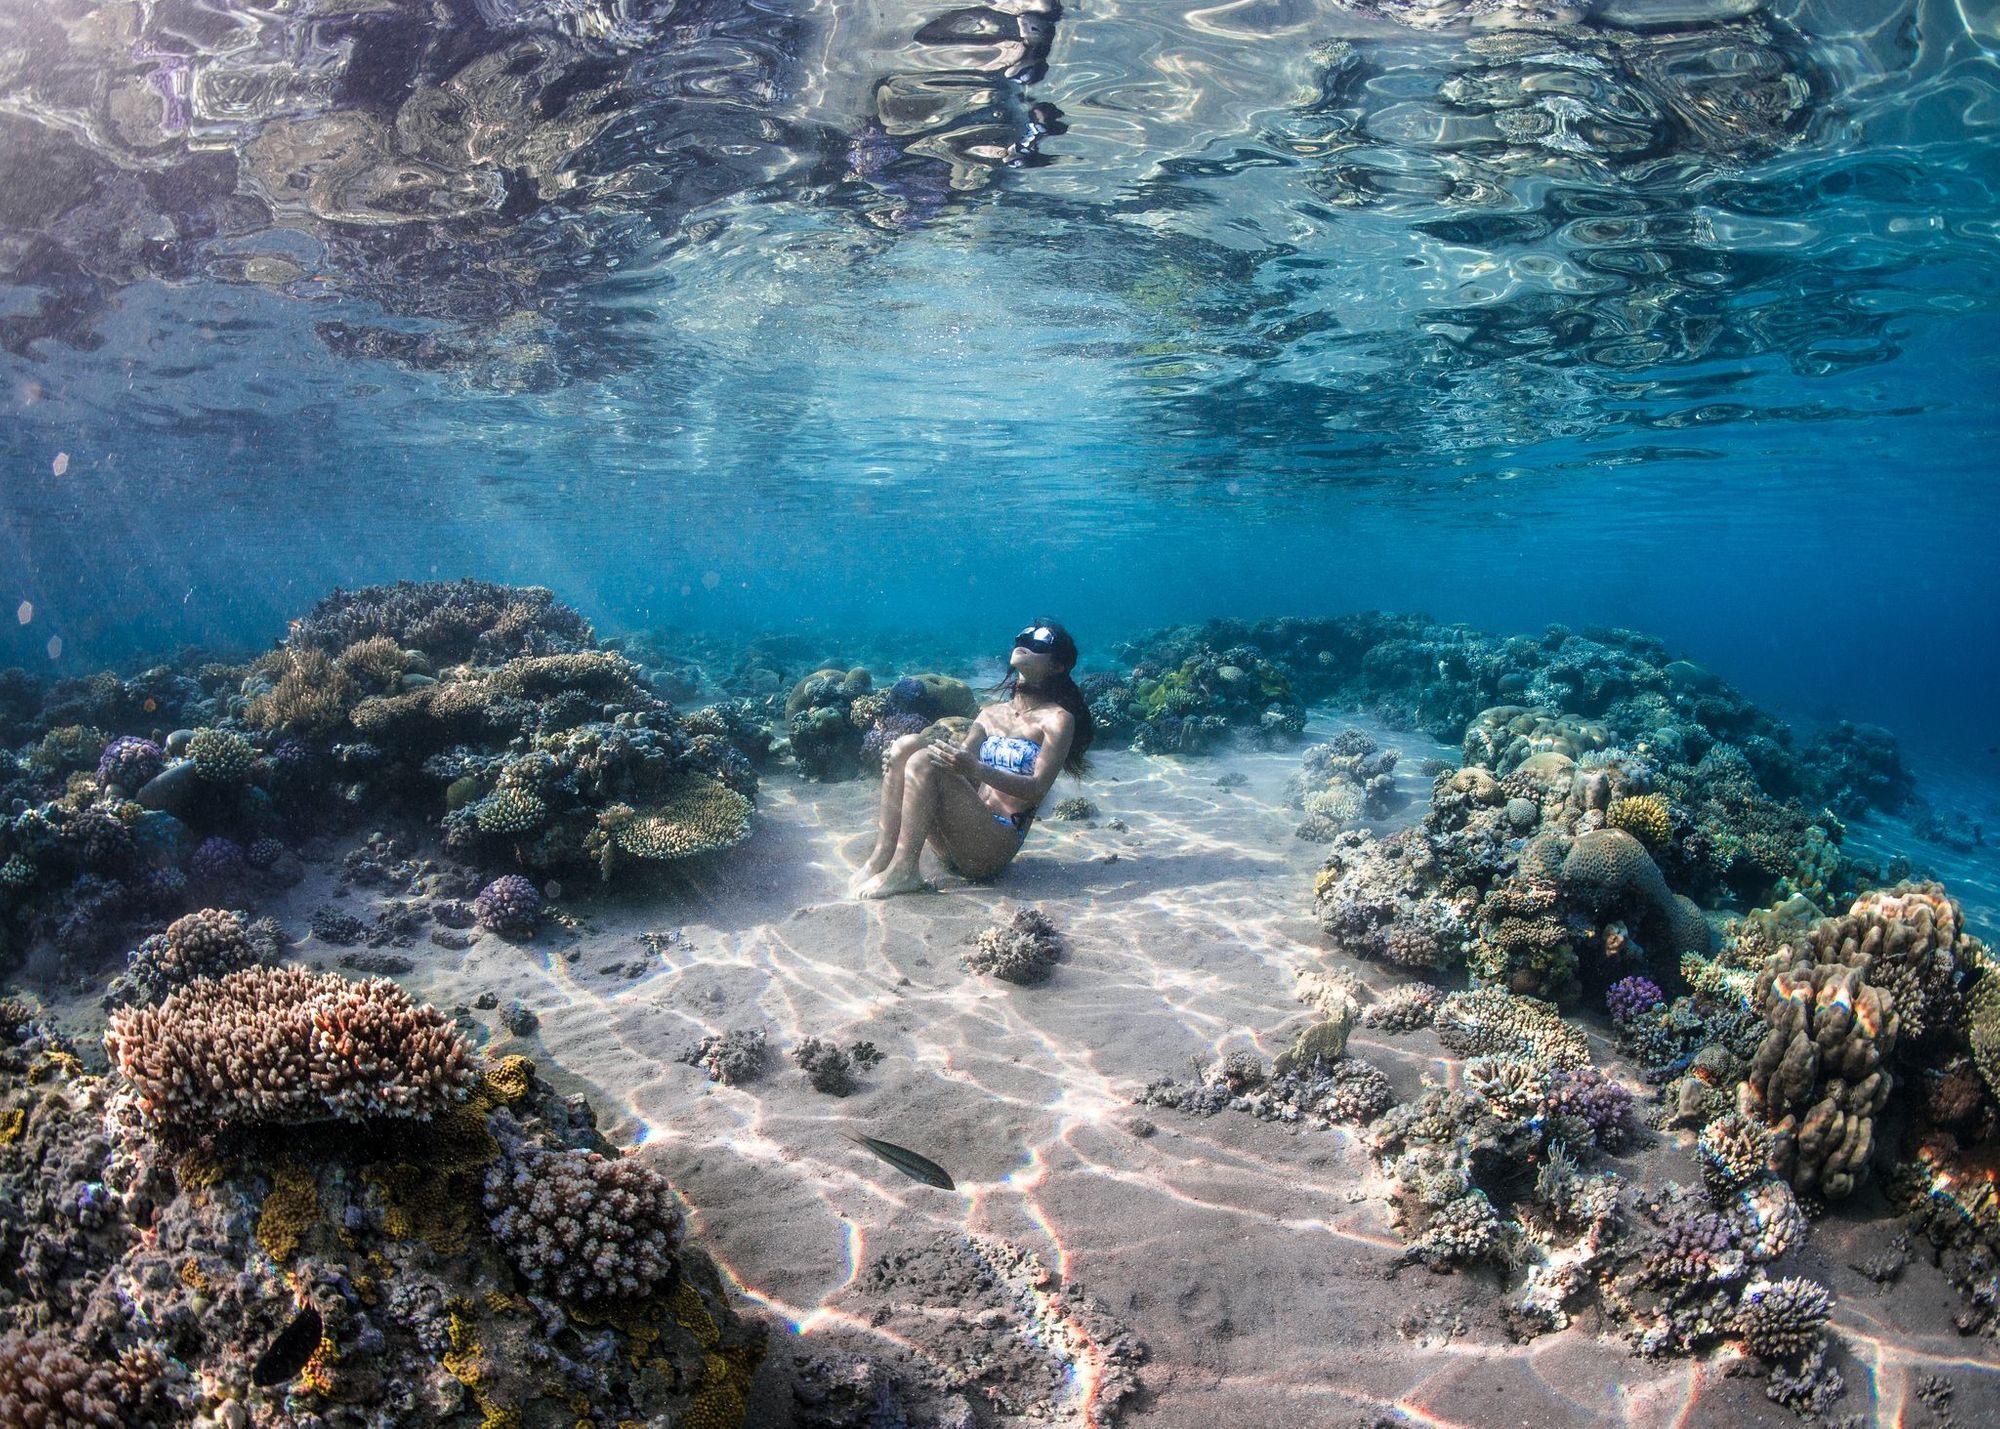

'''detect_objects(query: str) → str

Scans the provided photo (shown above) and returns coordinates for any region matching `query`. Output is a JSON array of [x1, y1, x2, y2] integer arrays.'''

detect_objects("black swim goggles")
[[1014, 626, 1059, 654]]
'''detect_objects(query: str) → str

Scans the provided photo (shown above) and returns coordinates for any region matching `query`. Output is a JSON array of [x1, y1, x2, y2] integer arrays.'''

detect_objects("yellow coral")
[[178, 1258, 210, 1295], [442, 1301, 521, 1429], [1606, 793, 1672, 849], [483, 1055, 535, 1105], [0, 1107, 24, 1145], [248, 648, 356, 735], [257, 1161, 321, 1263]]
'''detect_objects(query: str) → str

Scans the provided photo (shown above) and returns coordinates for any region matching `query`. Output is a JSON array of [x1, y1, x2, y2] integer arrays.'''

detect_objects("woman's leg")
[[860, 756, 1020, 898], [856, 736, 926, 886]]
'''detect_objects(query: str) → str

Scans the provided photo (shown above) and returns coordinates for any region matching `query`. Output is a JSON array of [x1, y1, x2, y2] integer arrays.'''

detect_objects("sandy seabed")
[[239, 710, 2000, 1428]]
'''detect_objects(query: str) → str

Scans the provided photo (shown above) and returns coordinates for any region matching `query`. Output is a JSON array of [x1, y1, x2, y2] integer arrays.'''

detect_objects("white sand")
[[266, 711, 2000, 1424]]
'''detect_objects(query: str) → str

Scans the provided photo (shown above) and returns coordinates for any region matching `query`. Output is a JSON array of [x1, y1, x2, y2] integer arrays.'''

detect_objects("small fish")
[[847, 1133, 956, 1191], [252, 1300, 323, 1387]]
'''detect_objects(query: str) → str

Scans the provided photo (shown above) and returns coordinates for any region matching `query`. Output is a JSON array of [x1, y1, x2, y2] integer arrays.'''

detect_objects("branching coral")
[[0, 1331, 170, 1427], [1734, 1278, 1832, 1362], [105, 967, 477, 1132], [186, 727, 255, 784], [483, 1145, 682, 1301], [1435, 988, 1590, 1070], [473, 875, 543, 933], [111, 907, 261, 1005]]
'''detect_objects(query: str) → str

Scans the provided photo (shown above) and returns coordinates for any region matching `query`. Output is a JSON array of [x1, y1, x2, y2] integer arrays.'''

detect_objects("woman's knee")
[[886, 734, 926, 766]]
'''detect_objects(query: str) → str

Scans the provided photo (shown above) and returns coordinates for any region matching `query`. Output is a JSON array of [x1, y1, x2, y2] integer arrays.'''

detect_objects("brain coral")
[[484, 1145, 682, 1300], [105, 966, 476, 1132]]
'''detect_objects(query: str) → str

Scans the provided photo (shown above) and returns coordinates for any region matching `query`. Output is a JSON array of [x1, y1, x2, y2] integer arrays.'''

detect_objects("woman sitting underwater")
[[853, 619, 1095, 899]]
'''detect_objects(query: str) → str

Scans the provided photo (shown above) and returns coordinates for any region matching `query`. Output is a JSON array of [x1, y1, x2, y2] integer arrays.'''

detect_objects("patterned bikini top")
[[978, 734, 1042, 777]]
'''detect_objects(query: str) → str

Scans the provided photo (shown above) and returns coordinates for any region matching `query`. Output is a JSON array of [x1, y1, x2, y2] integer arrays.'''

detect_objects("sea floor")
[[56, 708, 2000, 1427]]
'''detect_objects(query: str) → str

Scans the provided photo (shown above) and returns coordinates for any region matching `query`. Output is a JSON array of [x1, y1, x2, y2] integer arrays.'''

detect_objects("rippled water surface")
[[1, 0, 1997, 749]]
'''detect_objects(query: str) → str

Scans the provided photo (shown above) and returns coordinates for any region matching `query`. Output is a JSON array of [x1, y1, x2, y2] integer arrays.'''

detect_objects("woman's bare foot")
[[857, 868, 933, 899], [849, 852, 892, 894]]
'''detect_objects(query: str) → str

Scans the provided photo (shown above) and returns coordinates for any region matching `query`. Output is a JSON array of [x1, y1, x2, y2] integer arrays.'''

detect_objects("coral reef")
[[2, 1020, 761, 1426]]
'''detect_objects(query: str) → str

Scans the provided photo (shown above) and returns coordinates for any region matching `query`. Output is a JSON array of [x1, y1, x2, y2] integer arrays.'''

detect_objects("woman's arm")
[[949, 711, 1074, 805]]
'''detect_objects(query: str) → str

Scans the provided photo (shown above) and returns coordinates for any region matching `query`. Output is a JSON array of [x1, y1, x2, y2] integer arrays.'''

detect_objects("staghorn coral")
[[185, 727, 255, 784], [246, 647, 357, 736], [965, 907, 1065, 986], [1734, 1278, 1833, 1362], [473, 875, 544, 933], [105, 966, 477, 1133], [483, 1144, 682, 1301], [289, 579, 594, 663]]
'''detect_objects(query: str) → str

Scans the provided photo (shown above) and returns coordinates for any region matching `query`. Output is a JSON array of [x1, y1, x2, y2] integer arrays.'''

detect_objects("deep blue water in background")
[[2, 0, 1997, 765]]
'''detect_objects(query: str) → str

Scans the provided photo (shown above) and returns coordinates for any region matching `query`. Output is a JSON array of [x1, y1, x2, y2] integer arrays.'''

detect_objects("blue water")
[[2, 0, 1997, 763]]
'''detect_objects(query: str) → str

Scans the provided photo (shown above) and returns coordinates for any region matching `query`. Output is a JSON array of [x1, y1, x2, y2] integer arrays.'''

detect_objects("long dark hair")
[[996, 618, 1095, 776]]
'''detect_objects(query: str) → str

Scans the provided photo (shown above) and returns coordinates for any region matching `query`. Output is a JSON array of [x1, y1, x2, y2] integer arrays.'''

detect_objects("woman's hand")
[[924, 739, 976, 779]]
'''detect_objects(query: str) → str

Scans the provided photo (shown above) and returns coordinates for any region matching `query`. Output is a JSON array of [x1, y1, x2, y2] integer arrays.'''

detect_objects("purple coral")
[[97, 735, 164, 791], [1545, 1066, 1638, 1151], [189, 835, 246, 884], [1606, 975, 1665, 1027], [888, 676, 926, 709], [861, 711, 929, 767], [474, 874, 544, 933]]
